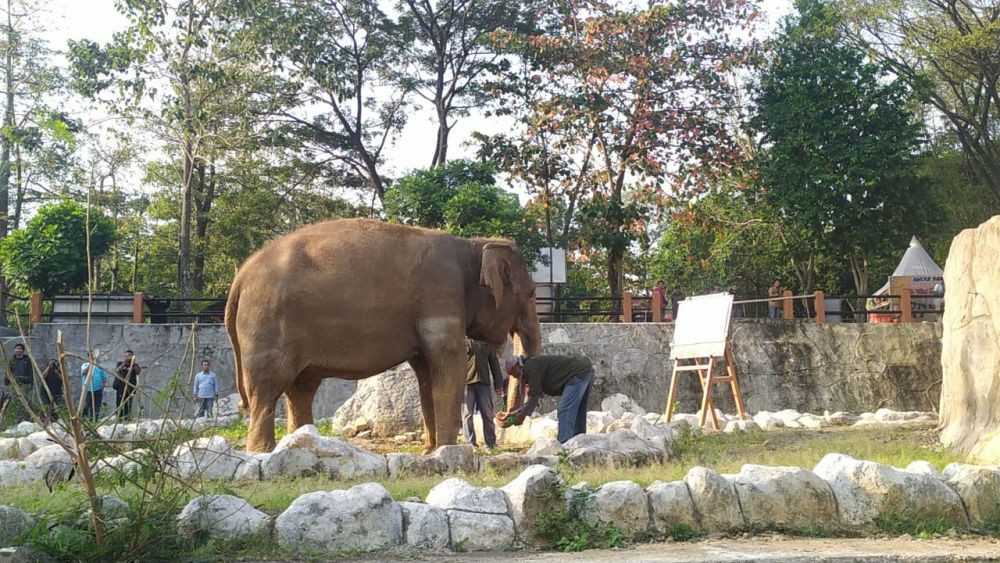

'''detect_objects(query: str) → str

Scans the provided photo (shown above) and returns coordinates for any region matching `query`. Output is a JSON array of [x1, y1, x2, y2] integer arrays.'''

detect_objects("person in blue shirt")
[[80, 361, 108, 421], [193, 360, 218, 418]]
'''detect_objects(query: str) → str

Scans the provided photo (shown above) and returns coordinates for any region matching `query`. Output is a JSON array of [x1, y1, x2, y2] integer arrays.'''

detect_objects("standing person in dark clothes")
[[39, 360, 64, 424], [7, 343, 36, 422], [114, 350, 142, 420], [463, 339, 505, 450], [497, 355, 595, 443]]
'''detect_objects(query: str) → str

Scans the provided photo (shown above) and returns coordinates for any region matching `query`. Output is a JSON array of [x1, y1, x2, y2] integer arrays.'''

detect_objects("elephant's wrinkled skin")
[[225, 219, 541, 452]]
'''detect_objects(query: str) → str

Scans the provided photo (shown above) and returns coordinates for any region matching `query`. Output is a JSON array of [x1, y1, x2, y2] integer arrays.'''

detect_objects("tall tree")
[[69, 0, 274, 300], [754, 0, 932, 295], [0, 0, 66, 320], [242, 0, 409, 205], [488, 0, 758, 302], [842, 0, 1000, 208], [395, 0, 540, 166]]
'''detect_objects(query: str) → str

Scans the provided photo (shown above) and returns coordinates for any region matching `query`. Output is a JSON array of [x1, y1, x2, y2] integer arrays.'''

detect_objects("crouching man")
[[497, 355, 595, 443]]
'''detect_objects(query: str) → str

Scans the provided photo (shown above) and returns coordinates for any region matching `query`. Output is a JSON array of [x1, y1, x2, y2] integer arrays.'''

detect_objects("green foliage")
[[534, 487, 627, 552], [384, 159, 544, 260], [753, 0, 934, 294], [0, 201, 116, 295]]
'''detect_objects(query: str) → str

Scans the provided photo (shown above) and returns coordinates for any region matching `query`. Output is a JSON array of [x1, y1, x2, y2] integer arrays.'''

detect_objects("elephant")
[[224, 218, 541, 453]]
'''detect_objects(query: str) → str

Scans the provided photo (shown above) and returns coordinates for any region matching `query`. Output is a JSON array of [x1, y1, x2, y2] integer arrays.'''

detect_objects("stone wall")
[[18, 319, 942, 420], [939, 215, 1000, 462]]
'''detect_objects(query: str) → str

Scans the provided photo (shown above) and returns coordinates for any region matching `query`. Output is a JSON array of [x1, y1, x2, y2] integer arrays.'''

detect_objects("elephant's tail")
[[225, 281, 249, 414]]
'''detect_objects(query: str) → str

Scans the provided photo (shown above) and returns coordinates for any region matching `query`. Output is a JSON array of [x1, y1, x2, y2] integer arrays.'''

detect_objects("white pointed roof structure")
[[874, 236, 943, 295]]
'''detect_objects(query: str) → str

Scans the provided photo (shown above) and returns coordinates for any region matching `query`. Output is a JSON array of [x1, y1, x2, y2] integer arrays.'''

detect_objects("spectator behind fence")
[[670, 286, 686, 322], [768, 280, 783, 319], [193, 360, 218, 418], [7, 343, 36, 422], [40, 360, 64, 424], [114, 350, 142, 420], [80, 361, 109, 421]]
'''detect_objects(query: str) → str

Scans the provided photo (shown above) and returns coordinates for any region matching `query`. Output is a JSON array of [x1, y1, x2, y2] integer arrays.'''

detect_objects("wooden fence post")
[[782, 290, 794, 320], [622, 291, 633, 323], [900, 288, 913, 323], [30, 291, 43, 325], [651, 287, 664, 322], [814, 290, 826, 324], [133, 292, 145, 324]]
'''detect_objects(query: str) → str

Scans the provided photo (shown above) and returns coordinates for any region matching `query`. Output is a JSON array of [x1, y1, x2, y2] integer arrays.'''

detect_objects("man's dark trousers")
[[462, 383, 496, 448]]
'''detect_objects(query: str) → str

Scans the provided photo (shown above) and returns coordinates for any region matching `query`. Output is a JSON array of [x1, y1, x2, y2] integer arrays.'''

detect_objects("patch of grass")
[[873, 510, 963, 538]]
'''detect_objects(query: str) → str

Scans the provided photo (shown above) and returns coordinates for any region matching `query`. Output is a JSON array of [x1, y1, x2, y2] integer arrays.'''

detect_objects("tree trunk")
[[0, 4, 14, 325], [178, 139, 194, 305], [432, 103, 449, 167], [193, 162, 215, 294]]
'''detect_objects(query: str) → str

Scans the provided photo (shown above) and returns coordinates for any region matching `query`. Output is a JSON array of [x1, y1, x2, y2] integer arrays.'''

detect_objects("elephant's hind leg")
[[285, 376, 322, 434], [243, 354, 294, 452]]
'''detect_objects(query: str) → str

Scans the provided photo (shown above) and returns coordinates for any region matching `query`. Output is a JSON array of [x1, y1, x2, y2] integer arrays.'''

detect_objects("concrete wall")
[[16, 320, 942, 419]]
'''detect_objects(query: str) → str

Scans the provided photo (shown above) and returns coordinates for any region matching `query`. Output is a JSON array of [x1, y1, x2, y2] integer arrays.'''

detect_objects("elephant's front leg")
[[417, 316, 467, 451]]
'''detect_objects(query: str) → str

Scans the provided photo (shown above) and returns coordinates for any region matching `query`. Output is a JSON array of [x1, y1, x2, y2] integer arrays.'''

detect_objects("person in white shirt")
[[193, 360, 218, 418]]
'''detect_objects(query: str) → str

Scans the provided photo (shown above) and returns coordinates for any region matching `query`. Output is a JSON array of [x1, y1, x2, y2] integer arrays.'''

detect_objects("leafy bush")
[[0, 200, 116, 295]]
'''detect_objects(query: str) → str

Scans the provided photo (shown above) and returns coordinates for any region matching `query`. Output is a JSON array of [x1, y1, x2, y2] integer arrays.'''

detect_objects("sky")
[[38, 0, 795, 188]]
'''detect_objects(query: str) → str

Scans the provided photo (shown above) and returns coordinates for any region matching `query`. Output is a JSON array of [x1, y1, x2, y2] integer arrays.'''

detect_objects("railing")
[[22, 288, 943, 326]]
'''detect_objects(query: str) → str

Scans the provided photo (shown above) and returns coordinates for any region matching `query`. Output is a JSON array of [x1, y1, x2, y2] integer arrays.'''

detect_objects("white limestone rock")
[[646, 480, 698, 536], [261, 425, 386, 480], [813, 453, 968, 529], [501, 465, 565, 545], [824, 412, 860, 426], [945, 466, 1000, 527], [583, 481, 650, 538], [3, 422, 42, 438], [904, 460, 944, 479], [425, 478, 509, 515], [275, 483, 402, 552], [684, 466, 744, 533], [733, 464, 838, 531], [0, 461, 42, 487], [446, 510, 516, 551], [527, 437, 563, 457], [24, 444, 73, 475], [563, 429, 663, 467], [601, 394, 646, 419], [723, 420, 760, 433], [177, 495, 272, 541], [399, 501, 449, 549], [171, 436, 247, 480], [0, 505, 36, 545], [586, 411, 615, 434]]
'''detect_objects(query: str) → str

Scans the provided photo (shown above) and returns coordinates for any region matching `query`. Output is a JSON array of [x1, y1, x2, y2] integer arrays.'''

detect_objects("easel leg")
[[665, 359, 681, 421], [698, 357, 720, 430], [726, 347, 747, 421]]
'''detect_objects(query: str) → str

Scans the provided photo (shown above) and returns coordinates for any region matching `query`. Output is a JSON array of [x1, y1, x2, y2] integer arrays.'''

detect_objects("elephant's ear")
[[481, 243, 512, 310]]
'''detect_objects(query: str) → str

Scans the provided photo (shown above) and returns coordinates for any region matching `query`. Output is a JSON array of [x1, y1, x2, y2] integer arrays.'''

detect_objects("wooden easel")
[[665, 344, 746, 430], [663, 292, 746, 430]]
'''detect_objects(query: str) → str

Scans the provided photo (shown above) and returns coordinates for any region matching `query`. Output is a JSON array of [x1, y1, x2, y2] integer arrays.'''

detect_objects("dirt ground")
[[332, 536, 1000, 563]]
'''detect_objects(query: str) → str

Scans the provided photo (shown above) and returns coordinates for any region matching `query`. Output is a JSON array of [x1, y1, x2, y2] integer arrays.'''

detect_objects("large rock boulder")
[[732, 465, 838, 531], [502, 465, 565, 546], [583, 481, 650, 538], [684, 466, 744, 533], [399, 502, 449, 549], [940, 215, 1000, 462], [0, 505, 36, 546], [813, 453, 968, 529], [171, 436, 248, 480], [563, 429, 663, 467], [0, 461, 42, 487], [177, 495, 272, 542], [646, 480, 698, 536], [329, 365, 422, 437], [425, 478, 516, 551], [275, 483, 402, 552], [261, 425, 386, 480], [601, 394, 645, 419], [945, 466, 1000, 527]]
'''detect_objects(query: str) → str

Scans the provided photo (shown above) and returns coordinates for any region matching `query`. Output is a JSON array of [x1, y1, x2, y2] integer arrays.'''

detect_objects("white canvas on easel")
[[666, 293, 746, 429]]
